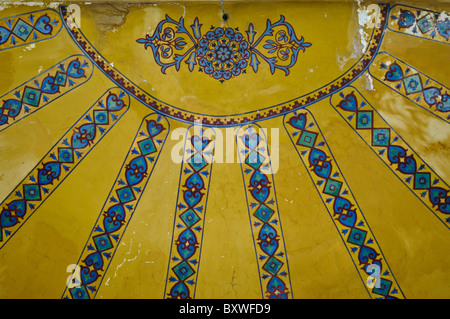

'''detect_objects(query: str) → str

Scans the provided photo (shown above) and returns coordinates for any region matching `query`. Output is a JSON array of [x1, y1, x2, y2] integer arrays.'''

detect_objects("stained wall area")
[[0, 0, 449, 299]]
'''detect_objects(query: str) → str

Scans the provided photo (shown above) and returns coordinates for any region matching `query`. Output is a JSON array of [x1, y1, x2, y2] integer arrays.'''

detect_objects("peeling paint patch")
[[90, 3, 130, 33]]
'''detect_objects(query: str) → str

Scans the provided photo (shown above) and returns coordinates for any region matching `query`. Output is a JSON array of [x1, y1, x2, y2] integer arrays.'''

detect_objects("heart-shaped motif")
[[338, 210, 357, 229], [309, 148, 331, 179], [422, 87, 441, 106], [80, 265, 100, 285], [170, 282, 189, 298], [146, 119, 165, 137], [436, 19, 450, 41], [1, 209, 17, 228], [66, 59, 86, 78], [438, 201, 450, 214], [337, 92, 358, 112], [34, 14, 53, 35], [1, 200, 27, 229], [241, 132, 260, 150], [103, 204, 126, 233], [8, 200, 27, 218], [384, 62, 404, 82], [387, 145, 407, 164], [313, 160, 332, 180], [40, 75, 59, 94], [267, 276, 287, 295], [2, 99, 22, 119], [176, 229, 197, 260], [125, 156, 147, 186], [437, 94, 450, 112], [106, 93, 125, 112], [358, 245, 378, 264], [428, 187, 447, 205], [397, 155, 417, 175], [287, 113, 307, 130], [38, 162, 61, 185], [258, 224, 279, 256], [83, 252, 104, 271], [185, 172, 204, 191], [251, 185, 270, 203], [183, 189, 203, 208], [191, 135, 210, 152], [250, 170, 269, 188], [0, 26, 11, 45], [333, 196, 353, 213], [398, 9, 416, 29], [71, 123, 96, 149]]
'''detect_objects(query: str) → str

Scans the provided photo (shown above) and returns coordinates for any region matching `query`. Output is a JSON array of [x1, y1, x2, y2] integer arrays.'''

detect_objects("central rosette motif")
[[196, 28, 251, 80], [137, 15, 311, 82]]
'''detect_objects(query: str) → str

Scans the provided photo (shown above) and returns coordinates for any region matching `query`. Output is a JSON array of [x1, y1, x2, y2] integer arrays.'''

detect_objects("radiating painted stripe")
[[164, 125, 215, 299], [236, 124, 293, 299], [0, 54, 94, 132], [283, 110, 404, 299], [62, 113, 169, 299], [331, 86, 450, 228], [0, 87, 129, 249], [369, 52, 450, 123], [0, 9, 62, 51], [388, 5, 450, 45]]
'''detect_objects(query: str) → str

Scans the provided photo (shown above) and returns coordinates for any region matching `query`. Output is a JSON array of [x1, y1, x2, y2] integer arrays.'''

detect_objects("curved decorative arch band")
[[59, 4, 389, 127]]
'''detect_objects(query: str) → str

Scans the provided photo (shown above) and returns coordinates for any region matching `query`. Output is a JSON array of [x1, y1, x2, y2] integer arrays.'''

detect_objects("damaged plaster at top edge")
[[0, 1, 94, 11], [90, 2, 131, 34], [357, 1, 378, 91]]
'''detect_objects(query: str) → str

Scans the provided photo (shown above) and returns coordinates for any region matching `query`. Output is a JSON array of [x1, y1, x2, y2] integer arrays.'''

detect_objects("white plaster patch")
[[48, 2, 60, 9], [23, 43, 35, 51], [365, 73, 374, 91]]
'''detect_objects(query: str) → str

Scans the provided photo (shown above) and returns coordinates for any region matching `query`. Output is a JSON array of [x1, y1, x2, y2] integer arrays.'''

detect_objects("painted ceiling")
[[0, 0, 449, 299]]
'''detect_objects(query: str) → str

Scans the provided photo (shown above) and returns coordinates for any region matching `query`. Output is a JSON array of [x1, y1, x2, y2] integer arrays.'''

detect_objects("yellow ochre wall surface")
[[0, 0, 449, 299]]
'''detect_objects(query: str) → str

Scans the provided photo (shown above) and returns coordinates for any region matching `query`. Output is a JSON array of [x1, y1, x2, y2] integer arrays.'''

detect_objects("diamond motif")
[[414, 172, 431, 190], [262, 256, 283, 275], [296, 130, 318, 148], [373, 278, 393, 296], [22, 86, 42, 107], [245, 151, 265, 170], [69, 286, 89, 299], [356, 111, 373, 130], [93, 233, 113, 252], [54, 71, 68, 86], [189, 153, 208, 172], [172, 261, 195, 281], [180, 209, 201, 227], [23, 184, 41, 201], [93, 110, 109, 125], [417, 14, 436, 34], [371, 128, 390, 147], [323, 179, 342, 197], [116, 186, 136, 204], [347, 228, 367, 246], [254, 204, 275, 223], [403, 74, 423, 95], [58, 148, 74, 163], [12, 19, 33, 41], [138, 138, 156, 156]]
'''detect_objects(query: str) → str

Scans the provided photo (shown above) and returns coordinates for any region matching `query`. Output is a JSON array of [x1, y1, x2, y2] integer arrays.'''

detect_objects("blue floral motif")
[[196, 27, 250, 80], [137, 15, 311, 82]]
